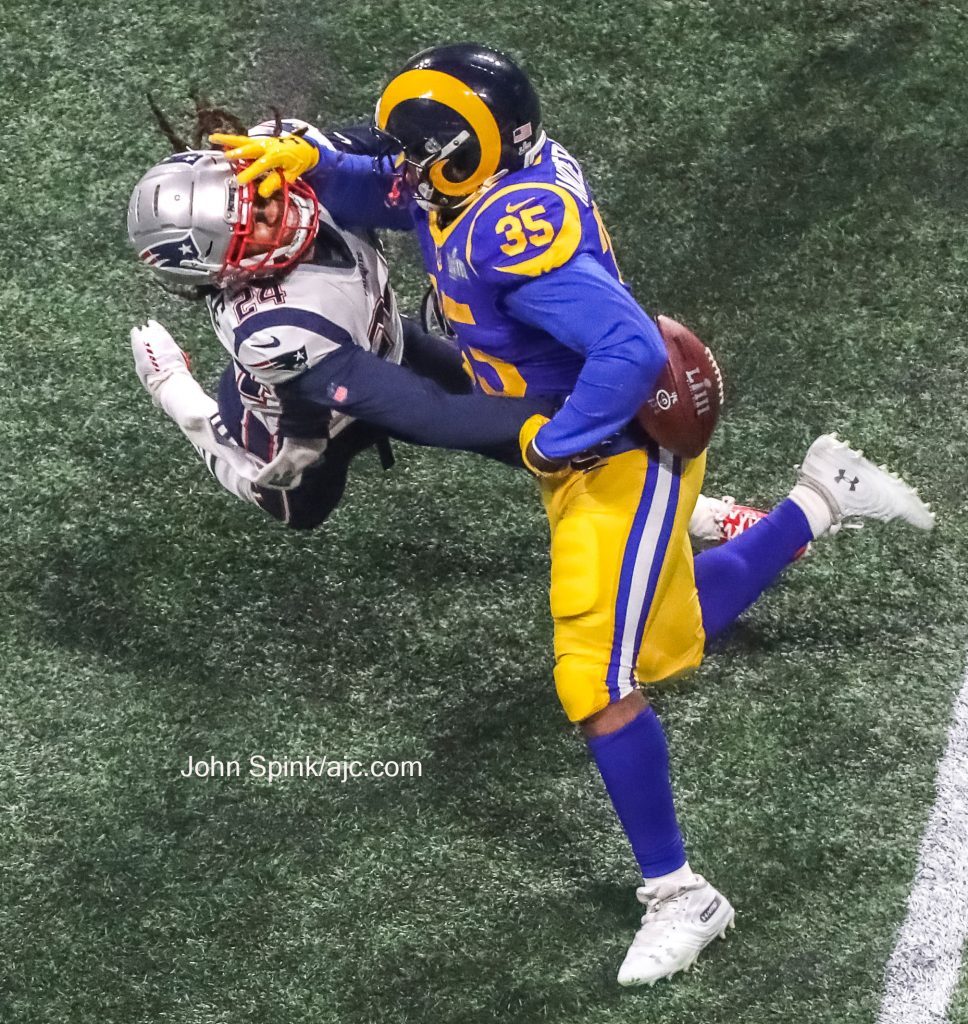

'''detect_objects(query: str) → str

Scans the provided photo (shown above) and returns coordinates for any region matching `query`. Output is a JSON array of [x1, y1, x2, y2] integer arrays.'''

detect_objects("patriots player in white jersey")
[[128, 117, 562, 527]]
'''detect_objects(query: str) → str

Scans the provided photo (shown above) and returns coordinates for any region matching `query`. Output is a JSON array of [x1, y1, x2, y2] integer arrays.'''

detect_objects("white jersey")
[[205, 206, 403, 484]]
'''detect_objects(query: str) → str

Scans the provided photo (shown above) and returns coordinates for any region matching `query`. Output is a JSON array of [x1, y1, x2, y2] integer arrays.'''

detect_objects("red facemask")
[[221, 167, 319, 283]]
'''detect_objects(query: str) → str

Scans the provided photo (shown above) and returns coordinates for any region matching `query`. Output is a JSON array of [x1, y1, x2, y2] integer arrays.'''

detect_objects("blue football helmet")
[[375, 43, 544, 211]]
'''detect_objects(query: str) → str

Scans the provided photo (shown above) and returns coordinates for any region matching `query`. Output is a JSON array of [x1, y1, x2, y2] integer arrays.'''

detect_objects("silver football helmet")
[[126, 150, 318, 289]]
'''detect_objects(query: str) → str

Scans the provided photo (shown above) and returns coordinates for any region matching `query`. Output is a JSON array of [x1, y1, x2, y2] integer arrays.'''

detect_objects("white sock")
[[788, 482, 835, 539], [199, 447, 260, 505], [643, 860, 696, 892], [156, 375, 263, 508], [155, 372, 217, 431]]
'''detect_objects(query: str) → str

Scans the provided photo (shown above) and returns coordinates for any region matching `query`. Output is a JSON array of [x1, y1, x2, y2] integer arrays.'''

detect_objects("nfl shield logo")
[[447, 250, 469, 281]]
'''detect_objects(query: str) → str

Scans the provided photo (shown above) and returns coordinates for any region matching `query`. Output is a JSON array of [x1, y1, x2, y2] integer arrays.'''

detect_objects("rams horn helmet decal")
[[376, 42, 543, 211]]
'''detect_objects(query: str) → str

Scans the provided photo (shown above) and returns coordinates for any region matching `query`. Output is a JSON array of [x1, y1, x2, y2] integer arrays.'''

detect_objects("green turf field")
[[3, 2, 968, 1021]]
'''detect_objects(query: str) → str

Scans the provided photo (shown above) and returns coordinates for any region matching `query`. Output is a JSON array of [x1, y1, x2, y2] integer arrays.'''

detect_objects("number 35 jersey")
[[206, 205, 404, 458], [413, 136, 623, 400]]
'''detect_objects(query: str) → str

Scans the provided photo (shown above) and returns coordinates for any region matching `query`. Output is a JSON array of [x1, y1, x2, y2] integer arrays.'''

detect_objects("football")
[[636, 315, 724, 459]]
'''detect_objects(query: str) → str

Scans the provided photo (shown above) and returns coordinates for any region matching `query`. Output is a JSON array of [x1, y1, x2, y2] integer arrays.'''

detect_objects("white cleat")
[[130, 319, 192, 399], [616, 874, 735, 987], [131, 319, 214, 433], [797, 433, 935, 530]]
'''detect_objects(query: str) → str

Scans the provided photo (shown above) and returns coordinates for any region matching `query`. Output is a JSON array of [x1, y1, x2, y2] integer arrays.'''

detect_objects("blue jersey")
[[413, 137, 620, 398], [304, 130, 667, 461]]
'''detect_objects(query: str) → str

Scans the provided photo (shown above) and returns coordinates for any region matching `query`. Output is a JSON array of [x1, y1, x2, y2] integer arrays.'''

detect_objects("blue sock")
[[586, 706, 687, 877], [694, 498, 813, 641]]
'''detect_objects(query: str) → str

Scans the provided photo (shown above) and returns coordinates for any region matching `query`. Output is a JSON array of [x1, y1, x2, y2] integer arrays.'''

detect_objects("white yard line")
[[877, 652, 968, 1024]]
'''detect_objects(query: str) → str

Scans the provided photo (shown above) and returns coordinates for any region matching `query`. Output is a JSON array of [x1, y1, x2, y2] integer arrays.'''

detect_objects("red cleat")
[[689, 495, 809, 559]]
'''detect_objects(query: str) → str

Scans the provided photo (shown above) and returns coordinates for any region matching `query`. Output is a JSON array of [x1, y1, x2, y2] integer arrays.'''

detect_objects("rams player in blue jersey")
[[211, 44, 935, 985]]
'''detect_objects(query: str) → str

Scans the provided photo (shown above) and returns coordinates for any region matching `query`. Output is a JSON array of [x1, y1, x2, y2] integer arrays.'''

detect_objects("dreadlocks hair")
[[146, 93, 189, 151], [146, 91, 255, 152]]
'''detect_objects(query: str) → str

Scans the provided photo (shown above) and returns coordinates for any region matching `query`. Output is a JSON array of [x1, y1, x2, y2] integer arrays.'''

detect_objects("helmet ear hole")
[[443, 138, 482, 183]]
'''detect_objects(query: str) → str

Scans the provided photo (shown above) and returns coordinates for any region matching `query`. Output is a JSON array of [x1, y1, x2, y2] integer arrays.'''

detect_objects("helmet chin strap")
[[523, 130, 547, 166], [415, 172, 508, 213], [422, 129, 471, 166], [417, 165, 512, 213], [411, 129, 474, 210]]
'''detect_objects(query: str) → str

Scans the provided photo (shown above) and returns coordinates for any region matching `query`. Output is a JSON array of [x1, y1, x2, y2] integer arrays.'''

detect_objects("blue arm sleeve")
[[303, 144, 414, 232], [502, 254, 667, 460], [275, 345, 555, 466]]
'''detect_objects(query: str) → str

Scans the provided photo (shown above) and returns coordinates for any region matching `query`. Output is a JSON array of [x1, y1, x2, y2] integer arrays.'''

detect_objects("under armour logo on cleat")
[[700, 896, 721, 923], [834, 469, 859, 491]]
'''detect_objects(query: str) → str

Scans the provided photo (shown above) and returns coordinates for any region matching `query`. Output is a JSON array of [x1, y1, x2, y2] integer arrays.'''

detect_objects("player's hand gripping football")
[[209, 131, 320, 198]]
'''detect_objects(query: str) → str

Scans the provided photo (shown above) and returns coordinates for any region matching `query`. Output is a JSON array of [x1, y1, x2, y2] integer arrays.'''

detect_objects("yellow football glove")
[[519, 414, 569, 479], [520, 413, 608, 479], [208, 132, 320, 198]]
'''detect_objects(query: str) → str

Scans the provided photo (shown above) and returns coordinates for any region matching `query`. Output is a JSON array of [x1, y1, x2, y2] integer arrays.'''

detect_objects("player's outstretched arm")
[[211, 119, 412, 231], [274, 342, 556, 467]]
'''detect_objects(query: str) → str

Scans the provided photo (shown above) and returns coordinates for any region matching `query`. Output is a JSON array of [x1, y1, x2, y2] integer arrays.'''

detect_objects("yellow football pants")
[[540, 447, 707, 722]]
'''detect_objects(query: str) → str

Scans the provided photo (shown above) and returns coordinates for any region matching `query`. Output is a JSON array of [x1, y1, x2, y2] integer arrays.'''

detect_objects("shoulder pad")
[[234, 307, 352, 384], [466, 182, 584, 281]]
